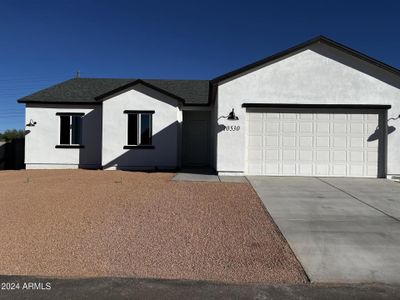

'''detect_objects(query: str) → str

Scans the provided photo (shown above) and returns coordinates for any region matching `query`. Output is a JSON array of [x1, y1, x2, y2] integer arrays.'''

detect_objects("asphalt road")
[[0, 276, 399, 300]]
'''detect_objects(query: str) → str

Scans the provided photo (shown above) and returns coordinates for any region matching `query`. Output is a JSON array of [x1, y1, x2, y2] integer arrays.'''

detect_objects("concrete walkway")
[[172, 170, 247, 183], [172, 172, 220, 182], [247, 176, 400, 284]]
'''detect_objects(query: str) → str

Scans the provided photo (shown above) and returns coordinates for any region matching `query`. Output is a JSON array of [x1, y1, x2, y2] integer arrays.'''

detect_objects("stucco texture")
[[216, 44, 400, 176], [25, 104, 102, 168], [0, 170, 306, 284], [102, 84, 181, 169]]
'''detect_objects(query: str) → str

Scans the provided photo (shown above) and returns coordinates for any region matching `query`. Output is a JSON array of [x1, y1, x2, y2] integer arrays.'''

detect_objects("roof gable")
[[212, 35, 400, 85]]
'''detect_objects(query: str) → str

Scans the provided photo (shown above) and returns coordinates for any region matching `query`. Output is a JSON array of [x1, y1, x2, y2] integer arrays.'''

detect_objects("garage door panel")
[[246, 110, 381, 177], [267, 113, 280, 119], [282, 150, 295, 160], [265, 121, 279, 133], [349, 165, 364, 177], [265, 163, 279, 174], [299, 113, 313, 120], [316, 114, 330, 120], [248, 120, 263, 134], [299, 150, 313, 161], [248, 112, 263, 120], [350, 151, 364, 162], [350, 123, 364, 134], [332, 164, 346, 176], [333, 150, 346, 162], [248, 163, 262, 174], [367, 114, 379, 121], [367, 139, 378, 148], [367, 151, 378, 162], [333, 123, 347, 133], [282, 113, 296, 119], [248, 149, 263, 161], [266, 149, 279, 161], [299, 122, 313, 133], [315, 164, 329, 175], [316, 123, 330, 133], [367, 165, 378, 176], [316, 150, 329, 161], [265, 136, 279, 146], [366, 123, 377, 133], [283, 122, 296, 133], [333, 137, 346, 147], [316, 136, 330, 147], [298, 164, 313, 175], [350, 114, 363, 120], [333, 114, 347, 120], [248, 135, 262, 147], [282, 163, 296, 175], [283, 136, 296, 147], [350, 137, 363, 148]]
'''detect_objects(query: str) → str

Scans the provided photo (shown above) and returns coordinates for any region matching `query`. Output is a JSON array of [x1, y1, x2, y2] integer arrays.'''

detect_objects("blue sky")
[[1, 0, 399, 131]]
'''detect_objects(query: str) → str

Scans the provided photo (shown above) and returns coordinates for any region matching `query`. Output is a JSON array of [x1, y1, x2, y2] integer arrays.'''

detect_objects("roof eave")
[[17, 100, 101, 105]]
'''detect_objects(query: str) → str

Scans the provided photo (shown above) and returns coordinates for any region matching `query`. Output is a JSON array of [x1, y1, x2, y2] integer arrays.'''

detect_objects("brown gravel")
[[0, 170, 306, 284]]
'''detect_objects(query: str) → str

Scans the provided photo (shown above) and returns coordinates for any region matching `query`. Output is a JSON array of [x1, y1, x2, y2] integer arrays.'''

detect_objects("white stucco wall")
[[216, 44, 400, 176], [25, 104, 102, 169], [102, 84, 181, 170]]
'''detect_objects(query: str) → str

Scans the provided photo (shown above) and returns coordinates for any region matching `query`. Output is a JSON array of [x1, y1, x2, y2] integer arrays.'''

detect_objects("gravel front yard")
[[0, 170, 306, 284]]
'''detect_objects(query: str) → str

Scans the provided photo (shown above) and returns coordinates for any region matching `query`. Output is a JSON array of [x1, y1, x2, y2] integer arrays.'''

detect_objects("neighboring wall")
[[0, 142, 6, 169], [216, 44, 400, 176], [102, 84, 181, 170], [25, 104, 102, 169], [0, 138, 25, 170]]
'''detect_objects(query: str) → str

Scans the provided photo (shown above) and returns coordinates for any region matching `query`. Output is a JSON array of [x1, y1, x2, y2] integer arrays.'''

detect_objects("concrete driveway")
[[247, 176, 400, 284]]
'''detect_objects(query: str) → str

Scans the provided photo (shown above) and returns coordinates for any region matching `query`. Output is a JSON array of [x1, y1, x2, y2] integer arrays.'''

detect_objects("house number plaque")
[[225, 125, 240, 131]]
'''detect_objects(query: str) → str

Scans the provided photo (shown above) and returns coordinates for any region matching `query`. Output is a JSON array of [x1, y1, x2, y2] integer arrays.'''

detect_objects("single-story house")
[[18, 36, 400, 178]]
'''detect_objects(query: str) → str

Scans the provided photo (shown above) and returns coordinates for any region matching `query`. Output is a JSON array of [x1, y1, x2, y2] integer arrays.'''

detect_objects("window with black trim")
[[126, 112, 153, 146], [58, 114, 83, 145]]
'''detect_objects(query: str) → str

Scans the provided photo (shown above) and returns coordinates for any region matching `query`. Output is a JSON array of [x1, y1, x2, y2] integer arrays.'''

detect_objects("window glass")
[[71, 116, 82, 144], [60, 115, 71, 144], [140, 114, 151, 145], [126, 113, 153, 146], [127, 114, 138, 145]]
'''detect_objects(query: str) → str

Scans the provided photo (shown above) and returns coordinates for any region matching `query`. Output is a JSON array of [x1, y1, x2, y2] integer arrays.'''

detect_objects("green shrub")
[[0, 129, 25, 142]]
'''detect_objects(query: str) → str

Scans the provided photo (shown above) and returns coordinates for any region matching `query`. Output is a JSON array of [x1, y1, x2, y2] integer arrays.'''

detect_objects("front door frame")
[[181, 109, 211, 167]]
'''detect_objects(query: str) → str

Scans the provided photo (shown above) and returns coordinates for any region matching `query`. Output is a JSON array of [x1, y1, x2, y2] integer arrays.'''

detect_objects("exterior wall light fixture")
[[26, 119, 37, 127], [227, 109, 239, 120]]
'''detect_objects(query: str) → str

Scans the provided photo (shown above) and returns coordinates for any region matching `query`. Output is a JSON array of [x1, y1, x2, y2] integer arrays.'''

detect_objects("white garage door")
[[246, 109, 382, 177]]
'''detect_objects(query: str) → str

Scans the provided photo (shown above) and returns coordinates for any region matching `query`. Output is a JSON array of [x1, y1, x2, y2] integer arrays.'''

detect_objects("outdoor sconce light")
[[26, 119, 37, 127], [227, 109, 239, 121], [217, 108, 239, 121]]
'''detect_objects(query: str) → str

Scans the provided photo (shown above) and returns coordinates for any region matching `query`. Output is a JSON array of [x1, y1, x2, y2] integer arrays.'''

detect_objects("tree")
[[0, 129, 25, 142]]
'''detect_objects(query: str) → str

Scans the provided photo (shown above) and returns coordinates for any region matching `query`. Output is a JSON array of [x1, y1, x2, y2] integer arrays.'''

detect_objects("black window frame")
[[124, 110, 154, 149], [56, 112, 84, 148]]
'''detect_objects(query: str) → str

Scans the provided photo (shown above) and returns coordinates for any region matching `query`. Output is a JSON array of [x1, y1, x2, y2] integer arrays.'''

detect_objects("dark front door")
[[182, 111, 210, 167]]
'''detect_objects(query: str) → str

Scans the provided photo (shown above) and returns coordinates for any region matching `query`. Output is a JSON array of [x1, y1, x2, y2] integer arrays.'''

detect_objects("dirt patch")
[[0, 170, 306, 284]]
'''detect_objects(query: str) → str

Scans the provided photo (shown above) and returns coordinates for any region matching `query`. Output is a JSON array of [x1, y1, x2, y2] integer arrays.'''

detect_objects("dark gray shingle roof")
[[17, 78, 210, 105]]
